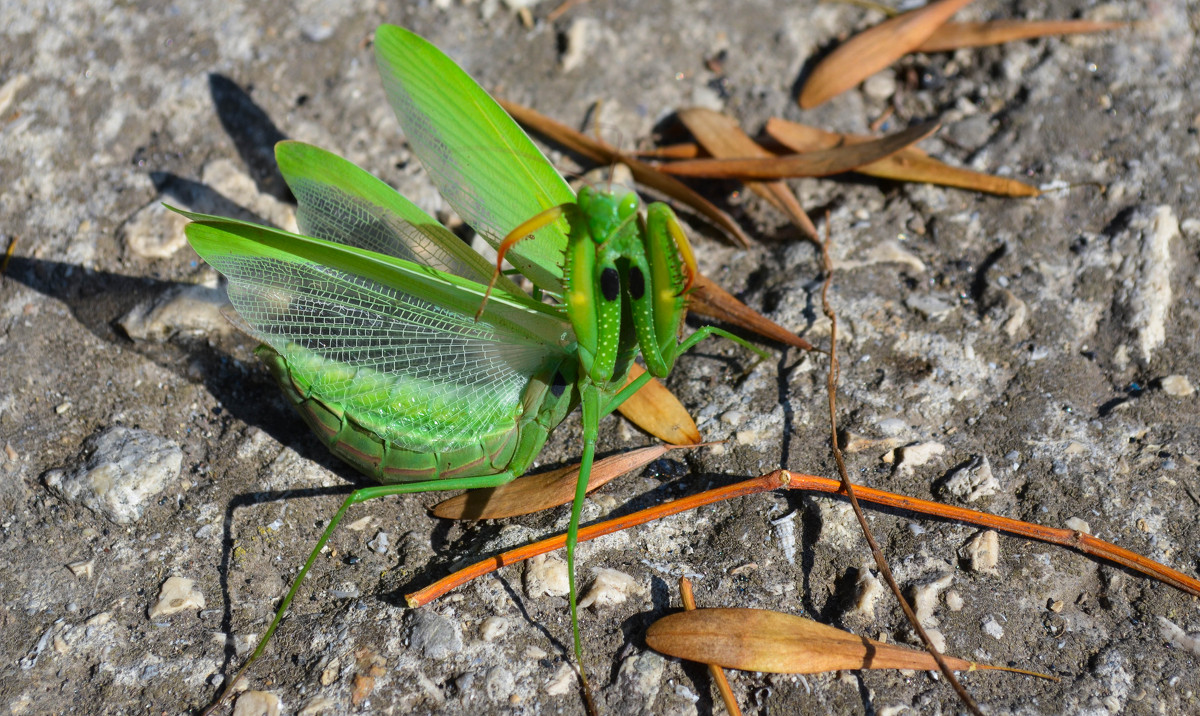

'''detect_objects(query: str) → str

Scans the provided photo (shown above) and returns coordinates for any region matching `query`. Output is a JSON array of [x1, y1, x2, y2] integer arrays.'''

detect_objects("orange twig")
[[405, 470, 1200, 607]]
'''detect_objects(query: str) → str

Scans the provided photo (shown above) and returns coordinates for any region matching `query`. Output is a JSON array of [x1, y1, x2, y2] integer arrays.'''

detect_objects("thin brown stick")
[[405, 469, 1200, 606], [816, 223, 982, 715], [679, 578, 742, 716]]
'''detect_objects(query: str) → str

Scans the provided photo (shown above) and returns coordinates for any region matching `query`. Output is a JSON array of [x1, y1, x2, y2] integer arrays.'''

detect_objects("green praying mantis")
[[177, 24, 767, 705]]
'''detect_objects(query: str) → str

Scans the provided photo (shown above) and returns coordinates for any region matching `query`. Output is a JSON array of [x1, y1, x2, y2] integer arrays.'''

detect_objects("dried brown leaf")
[[634, 143, 702, 160], [430, 445, 677, 520], [647, 608, 979, 674], [765, 118, 1039, 197], [616, 363, 701, 446], [677, 108, 818, 240], [689, 274, 814, 351], [799, 0, 978, 108], [658, 122, 939, 180], [916, 19, 1125, 53], [498, 99, 752, 247]]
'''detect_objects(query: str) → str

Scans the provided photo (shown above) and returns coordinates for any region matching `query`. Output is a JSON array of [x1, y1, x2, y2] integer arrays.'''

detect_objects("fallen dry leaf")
[[658, 122, 939, 179], [633, 142, 702, 160], [615, 363, 702, 446], [648, 607, 985, 674], [915, 18, 1125, 53], [677, 107, 818, 240], [799, 0, 977, 108], [765, 118, 1038, 197], [689, 274, 815, 352]]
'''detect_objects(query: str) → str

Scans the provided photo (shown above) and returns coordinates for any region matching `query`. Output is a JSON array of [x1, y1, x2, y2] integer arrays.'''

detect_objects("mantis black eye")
[[601, 267, 620, 302], [628, 266, 646, 300]]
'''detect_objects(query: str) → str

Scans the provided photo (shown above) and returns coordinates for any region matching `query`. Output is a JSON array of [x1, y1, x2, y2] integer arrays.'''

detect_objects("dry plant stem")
[[405, 474, 790, 607], [679, 578, 742, 716], [676, 108, 818, 241], [816, 232, 983, 716], [407, 467, 1200, 607]]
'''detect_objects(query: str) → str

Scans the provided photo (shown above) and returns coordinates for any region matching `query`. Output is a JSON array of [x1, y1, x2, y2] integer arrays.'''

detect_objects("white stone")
[[232, 690, 282, 716], [44, 427, 183, 525], [479, 616, 509, 641], [524, 554, 570, 598], [961, 530, 1000, 575], [579, 568, 643, 609], [1160, 375, 1194, 396], [148, 576, 205, 618]]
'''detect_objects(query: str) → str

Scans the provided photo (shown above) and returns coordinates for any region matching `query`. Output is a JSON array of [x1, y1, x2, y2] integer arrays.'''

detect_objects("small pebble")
[[148, 577, 205, 618], [945, 589, 964, 611], [367, 531, 389, 554], [524, 554, 570, 598], [905, 293, 957, 321], [960, 530, 1000, 575], [483, 666, 515, 703], [1160, 375, 1194, 396], [609, 652, 666, 712], [982, 616, 1005, 640], [1158, 617, 1200, 656], [479, 616, 509, 642], [44, 427, 183, 525], [118, 283, 231, 342], [1065, 517, 1091, 533], [408, 611, 462, 659], [545, 663, 575, 696], [849, 563, 884, 618], [890, 442, 945, 473], [911, 572, 953, 628], [67, 559, 94, 579], [770, 511, 797, 564], [319, 656, 340, 685], [232, 690, 282, 716], [942, 455, 999, 502], [863, 71, 896, 101], [579, 568, 643, 609]]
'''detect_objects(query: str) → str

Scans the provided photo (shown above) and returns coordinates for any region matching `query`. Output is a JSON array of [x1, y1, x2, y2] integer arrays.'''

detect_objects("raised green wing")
[[274, 141, 523, 297], [183, 216, 572, 451], [374, 24, 575, 294]]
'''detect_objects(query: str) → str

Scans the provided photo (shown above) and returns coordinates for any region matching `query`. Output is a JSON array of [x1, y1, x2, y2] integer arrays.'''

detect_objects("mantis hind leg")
[[202, 472, 517, 716]]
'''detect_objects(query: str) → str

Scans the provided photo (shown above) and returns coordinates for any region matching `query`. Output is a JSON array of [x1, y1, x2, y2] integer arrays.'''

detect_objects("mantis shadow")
[[208, 73, 292, 203]]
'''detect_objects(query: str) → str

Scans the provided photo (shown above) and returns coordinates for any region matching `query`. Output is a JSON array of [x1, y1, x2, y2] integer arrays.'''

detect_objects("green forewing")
[[274, 141, 521, 297], [184, 218, 571, 451], [374, 24, 575, 293]]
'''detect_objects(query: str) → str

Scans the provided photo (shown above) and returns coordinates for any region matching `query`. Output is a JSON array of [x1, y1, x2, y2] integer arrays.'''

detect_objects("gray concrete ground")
[[2, 0, 1199, 714]]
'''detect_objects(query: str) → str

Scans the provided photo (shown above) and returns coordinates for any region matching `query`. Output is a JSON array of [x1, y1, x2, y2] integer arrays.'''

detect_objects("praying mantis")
[[177, 24, 766, 706]]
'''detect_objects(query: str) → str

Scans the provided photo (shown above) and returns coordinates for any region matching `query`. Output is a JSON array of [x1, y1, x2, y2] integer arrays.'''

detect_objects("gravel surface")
[[3, 1, 1199, 714]]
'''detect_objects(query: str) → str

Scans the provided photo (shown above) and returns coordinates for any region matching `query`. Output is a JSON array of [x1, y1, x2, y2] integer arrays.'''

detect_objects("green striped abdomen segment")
[[257, 345, 574, 484]]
